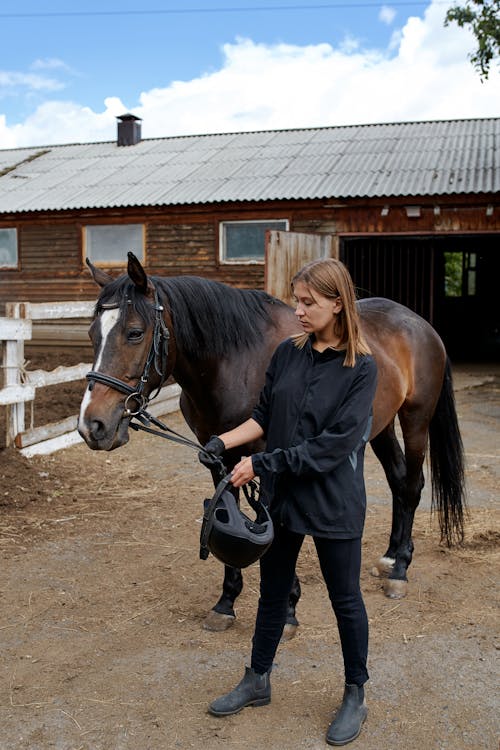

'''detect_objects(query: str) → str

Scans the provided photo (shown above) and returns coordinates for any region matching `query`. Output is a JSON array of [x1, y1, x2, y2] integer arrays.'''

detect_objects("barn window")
[[220, 220, 288, 263], [0, 228, 18, 268], [85, 224, 144, 265]]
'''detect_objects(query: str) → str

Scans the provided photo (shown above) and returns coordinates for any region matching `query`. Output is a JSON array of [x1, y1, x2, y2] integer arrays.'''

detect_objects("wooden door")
[[265, 230, 338, 305]]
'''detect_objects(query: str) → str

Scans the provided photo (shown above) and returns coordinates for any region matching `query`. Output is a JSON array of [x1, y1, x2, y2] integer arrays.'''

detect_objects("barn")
[[0, 115, 499, 358]]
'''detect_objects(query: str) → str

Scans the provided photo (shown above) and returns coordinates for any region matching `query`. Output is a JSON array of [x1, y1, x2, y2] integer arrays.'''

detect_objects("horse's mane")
[[96, 274, 286, 357], [159, 276, 286, 356]]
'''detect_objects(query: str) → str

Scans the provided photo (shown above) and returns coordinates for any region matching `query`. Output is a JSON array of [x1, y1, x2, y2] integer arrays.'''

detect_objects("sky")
[[0, 0, 499, 149]]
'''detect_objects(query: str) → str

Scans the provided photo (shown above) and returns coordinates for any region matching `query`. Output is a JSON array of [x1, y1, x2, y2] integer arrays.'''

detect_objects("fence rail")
[[0, 301, 181, 457]]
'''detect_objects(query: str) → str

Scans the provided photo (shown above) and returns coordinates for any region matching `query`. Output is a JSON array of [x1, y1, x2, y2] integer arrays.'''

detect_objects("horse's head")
[[78, 252, 174, 450]]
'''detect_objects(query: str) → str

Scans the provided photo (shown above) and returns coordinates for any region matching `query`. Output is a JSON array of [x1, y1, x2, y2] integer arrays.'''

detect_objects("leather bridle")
[[84, 284, 225, 470], [86, 286, 170, 417]]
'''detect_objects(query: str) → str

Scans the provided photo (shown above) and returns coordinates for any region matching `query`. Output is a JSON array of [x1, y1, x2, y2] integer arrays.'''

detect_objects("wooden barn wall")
[[148, 222, 216, 275], [146, 220, 261, 287], [291, 199, 500, 235], [20, 223, 81, 272], [0, 222, 84, 312], [1, 195, 499, 314]]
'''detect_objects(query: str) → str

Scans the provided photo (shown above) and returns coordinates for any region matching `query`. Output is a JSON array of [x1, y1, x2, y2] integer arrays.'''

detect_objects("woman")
[[200, 258, 377, 746]]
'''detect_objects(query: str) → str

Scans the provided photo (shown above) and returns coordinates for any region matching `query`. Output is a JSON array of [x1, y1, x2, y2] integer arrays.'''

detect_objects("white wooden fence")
[[0, 301, 180, 457]]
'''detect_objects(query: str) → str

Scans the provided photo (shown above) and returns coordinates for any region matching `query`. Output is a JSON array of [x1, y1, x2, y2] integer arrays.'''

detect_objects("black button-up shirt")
[[251, 337, 378, 539]]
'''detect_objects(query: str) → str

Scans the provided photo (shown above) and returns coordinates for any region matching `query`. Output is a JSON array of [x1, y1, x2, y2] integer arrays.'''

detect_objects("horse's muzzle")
[[78, 410, 131, 451]]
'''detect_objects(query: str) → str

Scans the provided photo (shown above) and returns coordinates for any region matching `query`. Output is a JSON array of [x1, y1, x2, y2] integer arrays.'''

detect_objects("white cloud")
[[388, 27, 403, 53], [0, 70, 65, 93], [339, 35, 360, 54], [31, 57, 73, 73], [0, 0, 498, 149], [0, 97, 126, 149], [379, 6, 397, 25]]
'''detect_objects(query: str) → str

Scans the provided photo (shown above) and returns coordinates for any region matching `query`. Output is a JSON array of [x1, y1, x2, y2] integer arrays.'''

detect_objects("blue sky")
[[0, 1, 498, 147]]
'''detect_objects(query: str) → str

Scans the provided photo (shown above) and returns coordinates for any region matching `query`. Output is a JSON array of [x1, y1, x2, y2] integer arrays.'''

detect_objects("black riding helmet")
[[200, 476, 274, 568]]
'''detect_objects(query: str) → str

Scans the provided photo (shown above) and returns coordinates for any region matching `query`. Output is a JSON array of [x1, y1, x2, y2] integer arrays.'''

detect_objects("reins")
[[130, 408, 221, 467]]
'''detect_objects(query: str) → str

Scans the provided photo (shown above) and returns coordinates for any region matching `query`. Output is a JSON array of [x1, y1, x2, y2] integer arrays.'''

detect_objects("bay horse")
[[78, 252, 466, 635]]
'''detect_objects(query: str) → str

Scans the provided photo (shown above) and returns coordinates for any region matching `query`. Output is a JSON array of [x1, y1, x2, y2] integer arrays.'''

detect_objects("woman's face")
[[293, 279, 343, 339]]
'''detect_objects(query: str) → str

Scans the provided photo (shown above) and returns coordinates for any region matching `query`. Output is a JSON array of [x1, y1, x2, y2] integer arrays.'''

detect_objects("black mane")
[[158, 276, 285, 357], [96, 274, 286, 357]]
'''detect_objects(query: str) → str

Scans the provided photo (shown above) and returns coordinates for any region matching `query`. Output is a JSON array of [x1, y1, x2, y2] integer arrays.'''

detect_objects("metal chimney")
[[117, 113, 142, 146]]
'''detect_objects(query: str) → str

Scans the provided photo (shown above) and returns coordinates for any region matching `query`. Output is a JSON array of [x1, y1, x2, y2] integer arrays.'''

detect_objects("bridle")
[[86, 286, 170, 417], [85, 283, 225, 470]]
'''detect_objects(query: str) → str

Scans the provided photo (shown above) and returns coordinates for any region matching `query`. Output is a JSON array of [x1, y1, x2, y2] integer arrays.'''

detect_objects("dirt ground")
[[0, 357, 498, 750]]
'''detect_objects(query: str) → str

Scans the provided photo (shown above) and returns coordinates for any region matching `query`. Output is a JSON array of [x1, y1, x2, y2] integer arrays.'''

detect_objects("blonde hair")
[[291, 258, 371, 367]]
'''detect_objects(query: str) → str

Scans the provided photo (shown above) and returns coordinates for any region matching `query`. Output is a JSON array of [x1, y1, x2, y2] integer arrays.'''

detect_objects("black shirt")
[[251, 337, 378, 539]]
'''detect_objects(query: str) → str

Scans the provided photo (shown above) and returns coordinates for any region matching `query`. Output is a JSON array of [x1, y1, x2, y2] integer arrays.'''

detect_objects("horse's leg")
[[369, 422, 407, 578], [203, 568, 301, 638], [203, 565, 243, 631], [382, 411, 427, 599], [282, 574, 301, 641], [203, 562, 301, 637]]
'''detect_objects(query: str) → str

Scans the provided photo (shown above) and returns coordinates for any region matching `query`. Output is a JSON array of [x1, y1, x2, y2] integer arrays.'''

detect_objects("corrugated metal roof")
[[0, 118, 498, 214]]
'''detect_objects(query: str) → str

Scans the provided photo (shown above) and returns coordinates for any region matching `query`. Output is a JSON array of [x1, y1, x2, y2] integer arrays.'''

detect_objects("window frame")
[[219, 219, 289, 265], [83, 223, 145, 266], [0, 227, 19, 269]]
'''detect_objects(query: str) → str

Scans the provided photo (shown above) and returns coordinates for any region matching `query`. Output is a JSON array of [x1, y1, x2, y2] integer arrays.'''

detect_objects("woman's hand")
[[230, 456, 256, 487]]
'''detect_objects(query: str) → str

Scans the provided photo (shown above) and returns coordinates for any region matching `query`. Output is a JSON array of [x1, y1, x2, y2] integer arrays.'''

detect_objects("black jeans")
[[251, 524, 369, 686]]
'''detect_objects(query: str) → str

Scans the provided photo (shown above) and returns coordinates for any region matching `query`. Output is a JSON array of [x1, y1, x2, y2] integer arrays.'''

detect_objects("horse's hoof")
[[203, 610, 235, 632], [383, 578, 408, 599], [371, 556, 395, 578], [281, 622, 298, 641]]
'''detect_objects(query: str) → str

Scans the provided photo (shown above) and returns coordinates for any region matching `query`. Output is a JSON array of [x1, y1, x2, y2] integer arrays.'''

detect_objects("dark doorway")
[[341, 234, 499, 360]]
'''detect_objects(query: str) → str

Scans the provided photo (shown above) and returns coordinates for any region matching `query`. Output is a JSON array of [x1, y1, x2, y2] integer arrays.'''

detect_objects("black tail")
[[429, 359, 467, 545]]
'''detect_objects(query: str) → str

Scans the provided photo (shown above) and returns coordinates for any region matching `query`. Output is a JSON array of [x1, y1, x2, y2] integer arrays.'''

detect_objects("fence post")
[[4, 303, 27, 446]]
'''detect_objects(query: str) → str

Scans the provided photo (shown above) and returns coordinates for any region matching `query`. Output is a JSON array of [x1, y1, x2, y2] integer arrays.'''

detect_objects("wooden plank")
[[6, 301, 95, 320], [24, 363, 91, 388], [31, 324, 90, 344], [15, 415, 78, 448], [20, 430, 84, 458], [0, 318, 32, 340], [0, 384, 35, 405], [265, 230, 336, 305]]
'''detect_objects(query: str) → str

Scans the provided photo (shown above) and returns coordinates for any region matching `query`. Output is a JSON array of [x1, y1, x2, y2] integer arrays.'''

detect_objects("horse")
[[78, 252, 466, 636]]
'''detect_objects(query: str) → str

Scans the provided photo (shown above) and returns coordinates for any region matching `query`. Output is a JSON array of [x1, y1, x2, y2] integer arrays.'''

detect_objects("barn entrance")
[[341, 234, 499, 360]]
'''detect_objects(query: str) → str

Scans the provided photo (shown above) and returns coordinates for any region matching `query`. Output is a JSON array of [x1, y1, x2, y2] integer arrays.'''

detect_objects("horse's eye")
[[127, 328, 144, 342]]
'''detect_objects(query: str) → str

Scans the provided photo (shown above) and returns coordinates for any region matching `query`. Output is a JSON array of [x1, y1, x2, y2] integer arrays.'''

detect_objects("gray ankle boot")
[[208, 666, 271, 716], [326, 683, 367, 746]]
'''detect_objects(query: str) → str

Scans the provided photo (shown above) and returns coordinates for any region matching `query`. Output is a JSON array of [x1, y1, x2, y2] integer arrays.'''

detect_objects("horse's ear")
[[86, 258, 113, 288], [127, 251, 153, 296]]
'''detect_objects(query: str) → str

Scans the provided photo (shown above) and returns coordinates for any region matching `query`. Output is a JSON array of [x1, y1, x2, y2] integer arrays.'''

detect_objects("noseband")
[[86, 286, 170, 416]]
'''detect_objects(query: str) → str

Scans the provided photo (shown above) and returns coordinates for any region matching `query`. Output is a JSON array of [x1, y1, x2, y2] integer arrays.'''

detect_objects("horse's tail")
[[428, 358, 467, 546]]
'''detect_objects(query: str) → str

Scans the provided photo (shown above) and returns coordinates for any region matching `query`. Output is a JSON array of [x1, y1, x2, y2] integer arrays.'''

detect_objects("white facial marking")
[[94, 308, 121, 371], [79, 308, 121, 427]]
